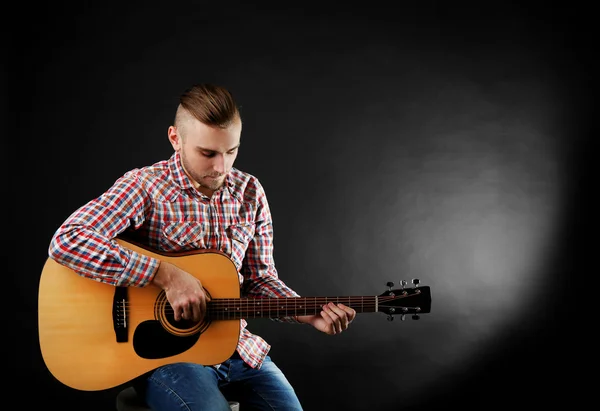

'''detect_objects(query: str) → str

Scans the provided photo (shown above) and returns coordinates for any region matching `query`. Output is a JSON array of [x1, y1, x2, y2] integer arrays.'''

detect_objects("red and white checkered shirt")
[[48, 151, 300, 369]]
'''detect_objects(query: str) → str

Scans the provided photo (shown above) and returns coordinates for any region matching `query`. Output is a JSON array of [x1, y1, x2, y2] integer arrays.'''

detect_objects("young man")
[[48, 83, 356, 410]]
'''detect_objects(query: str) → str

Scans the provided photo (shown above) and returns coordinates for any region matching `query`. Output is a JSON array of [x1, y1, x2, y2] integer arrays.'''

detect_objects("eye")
[[201, 151, 216, 158], [227, 148, 238, 155]]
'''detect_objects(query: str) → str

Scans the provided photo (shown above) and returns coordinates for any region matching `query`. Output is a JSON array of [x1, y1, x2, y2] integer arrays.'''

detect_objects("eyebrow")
[[196, 143, 240, 153]]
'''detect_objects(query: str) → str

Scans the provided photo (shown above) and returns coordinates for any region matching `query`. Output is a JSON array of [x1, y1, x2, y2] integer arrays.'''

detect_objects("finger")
[[173, 309, 181, 322], [172, 303, 182, 321], [337, 303, 357, 323], [181, 303, 192, 321], [199, 289, 207, 319], [190, 301, 201, 322], [322, 303, 343, 334], [320, 306, 337, 335], [327, 303, 350, 331]]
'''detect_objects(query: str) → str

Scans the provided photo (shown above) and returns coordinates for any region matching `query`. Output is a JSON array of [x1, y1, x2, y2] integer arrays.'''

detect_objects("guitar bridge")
[[112, 286, 128, 342]]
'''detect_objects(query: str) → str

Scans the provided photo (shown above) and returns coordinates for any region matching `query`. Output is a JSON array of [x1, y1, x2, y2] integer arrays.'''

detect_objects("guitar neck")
[[207, 296, 378, 320]]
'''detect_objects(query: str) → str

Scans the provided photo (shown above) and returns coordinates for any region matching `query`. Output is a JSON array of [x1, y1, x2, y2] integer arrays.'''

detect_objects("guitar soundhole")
[[154, 291, 211, 336], [131, 291, 211, 360]]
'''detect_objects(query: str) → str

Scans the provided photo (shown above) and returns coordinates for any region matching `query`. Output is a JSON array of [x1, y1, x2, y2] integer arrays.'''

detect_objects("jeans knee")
[[146, 363, 230, 411]]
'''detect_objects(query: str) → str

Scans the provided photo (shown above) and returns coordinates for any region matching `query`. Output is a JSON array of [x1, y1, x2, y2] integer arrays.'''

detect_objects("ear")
[[168, 126, 182, 152]]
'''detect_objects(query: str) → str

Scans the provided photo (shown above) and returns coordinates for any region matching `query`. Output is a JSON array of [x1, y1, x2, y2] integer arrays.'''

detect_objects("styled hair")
[[176, 83, 240, 129]]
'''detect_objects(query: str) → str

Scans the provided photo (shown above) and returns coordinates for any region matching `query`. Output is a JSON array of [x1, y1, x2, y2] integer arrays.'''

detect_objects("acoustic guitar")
[[38, 238, 432, 391]]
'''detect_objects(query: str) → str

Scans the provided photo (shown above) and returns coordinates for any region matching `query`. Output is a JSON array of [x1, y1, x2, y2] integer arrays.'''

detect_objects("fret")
[[207, 296, 384, 319]]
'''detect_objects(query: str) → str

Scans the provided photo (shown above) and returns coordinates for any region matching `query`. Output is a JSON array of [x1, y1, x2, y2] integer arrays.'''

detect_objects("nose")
[[213, 154, 225, 174]]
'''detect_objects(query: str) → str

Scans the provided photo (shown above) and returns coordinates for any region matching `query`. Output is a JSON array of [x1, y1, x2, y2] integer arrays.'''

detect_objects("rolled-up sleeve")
[[48, 172, 160, 287]]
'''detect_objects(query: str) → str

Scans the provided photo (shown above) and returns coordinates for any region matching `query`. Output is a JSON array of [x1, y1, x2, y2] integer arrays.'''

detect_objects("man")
[[48, 83, 356, 410]]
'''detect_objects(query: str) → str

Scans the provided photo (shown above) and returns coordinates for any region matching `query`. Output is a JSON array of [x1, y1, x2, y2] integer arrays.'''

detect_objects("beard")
[[180, 150, 226, 191], [198, 174, 224, 190]]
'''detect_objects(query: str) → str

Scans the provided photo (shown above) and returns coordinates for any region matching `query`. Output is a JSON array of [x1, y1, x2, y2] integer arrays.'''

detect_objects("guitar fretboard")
[[206, 296, 379, 320]]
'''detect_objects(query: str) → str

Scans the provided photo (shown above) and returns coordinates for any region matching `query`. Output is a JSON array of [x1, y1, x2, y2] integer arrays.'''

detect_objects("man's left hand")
[[297, 303, 356, 335]]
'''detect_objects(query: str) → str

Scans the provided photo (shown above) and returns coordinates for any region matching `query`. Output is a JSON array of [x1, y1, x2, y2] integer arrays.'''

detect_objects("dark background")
[[7, 1, 593, 410]]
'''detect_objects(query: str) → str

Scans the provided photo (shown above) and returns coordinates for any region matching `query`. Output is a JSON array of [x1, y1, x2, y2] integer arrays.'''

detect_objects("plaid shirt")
[[48, 151, 300, 369]]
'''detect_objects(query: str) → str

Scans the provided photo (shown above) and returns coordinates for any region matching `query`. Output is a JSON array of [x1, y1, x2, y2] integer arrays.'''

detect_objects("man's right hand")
[[151, 260, 209, 322]]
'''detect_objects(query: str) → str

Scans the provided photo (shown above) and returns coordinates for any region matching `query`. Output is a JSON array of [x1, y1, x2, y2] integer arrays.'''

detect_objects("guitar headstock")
[[378, 279, 431, 321]]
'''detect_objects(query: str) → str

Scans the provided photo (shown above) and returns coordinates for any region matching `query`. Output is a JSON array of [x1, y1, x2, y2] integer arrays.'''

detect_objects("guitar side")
[[38, 239, 241, 391]]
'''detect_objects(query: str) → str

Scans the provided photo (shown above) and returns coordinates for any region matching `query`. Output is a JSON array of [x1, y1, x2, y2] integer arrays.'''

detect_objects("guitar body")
[[38, 239, 241, 391]]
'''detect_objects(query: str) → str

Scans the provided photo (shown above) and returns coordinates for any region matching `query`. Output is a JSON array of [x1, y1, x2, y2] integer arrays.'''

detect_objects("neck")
[[206, 296, 379, 320], [196, 185, 215, 198]]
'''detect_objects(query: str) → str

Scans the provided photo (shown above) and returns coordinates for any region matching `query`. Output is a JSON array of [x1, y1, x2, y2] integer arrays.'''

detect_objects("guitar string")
[[116, 298, 399, 309], [114, 296, 407, 314], [116, 297, 404, 308], [116, 296, 402, 304]]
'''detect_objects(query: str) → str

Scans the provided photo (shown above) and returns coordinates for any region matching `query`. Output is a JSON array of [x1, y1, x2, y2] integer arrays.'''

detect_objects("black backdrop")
[[6, 2, 592, 410]]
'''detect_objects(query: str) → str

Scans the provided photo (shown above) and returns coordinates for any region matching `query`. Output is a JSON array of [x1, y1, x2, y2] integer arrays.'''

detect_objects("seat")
[[115, 387, 150, 411], [116, 386, 240, 410]]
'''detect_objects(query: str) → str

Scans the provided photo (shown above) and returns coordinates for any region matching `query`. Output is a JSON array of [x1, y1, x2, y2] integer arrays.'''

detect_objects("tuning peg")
[[412, 314, 420, 320], [400, 314, 406, 321], [399, 280, 407, 289], [412, 278, 420, 288], [386, 281, 394, 291], [387, 314, 394, 321]]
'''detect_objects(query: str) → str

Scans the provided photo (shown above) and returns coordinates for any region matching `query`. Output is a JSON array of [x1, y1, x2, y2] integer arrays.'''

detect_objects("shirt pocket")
[[226, 222, 255, 260], [160, 221, 206, 251]]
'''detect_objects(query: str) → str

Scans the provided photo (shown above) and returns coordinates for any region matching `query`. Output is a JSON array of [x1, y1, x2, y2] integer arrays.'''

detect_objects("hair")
[[175, 83, 241, 130]]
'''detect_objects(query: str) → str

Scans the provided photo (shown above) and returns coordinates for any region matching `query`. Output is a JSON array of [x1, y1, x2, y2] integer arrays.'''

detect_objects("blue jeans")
[[141, 352, 303, 411]]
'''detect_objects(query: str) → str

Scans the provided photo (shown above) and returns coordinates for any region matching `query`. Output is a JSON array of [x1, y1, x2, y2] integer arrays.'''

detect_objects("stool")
[[116, 386, 240, 410]]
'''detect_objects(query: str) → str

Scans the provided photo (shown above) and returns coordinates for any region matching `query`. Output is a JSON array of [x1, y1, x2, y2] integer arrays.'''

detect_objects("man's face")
[[168, 117, 241, 192]]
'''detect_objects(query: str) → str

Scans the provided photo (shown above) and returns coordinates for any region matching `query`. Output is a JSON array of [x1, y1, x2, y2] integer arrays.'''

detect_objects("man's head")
[[168, 84, 242, 194]]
